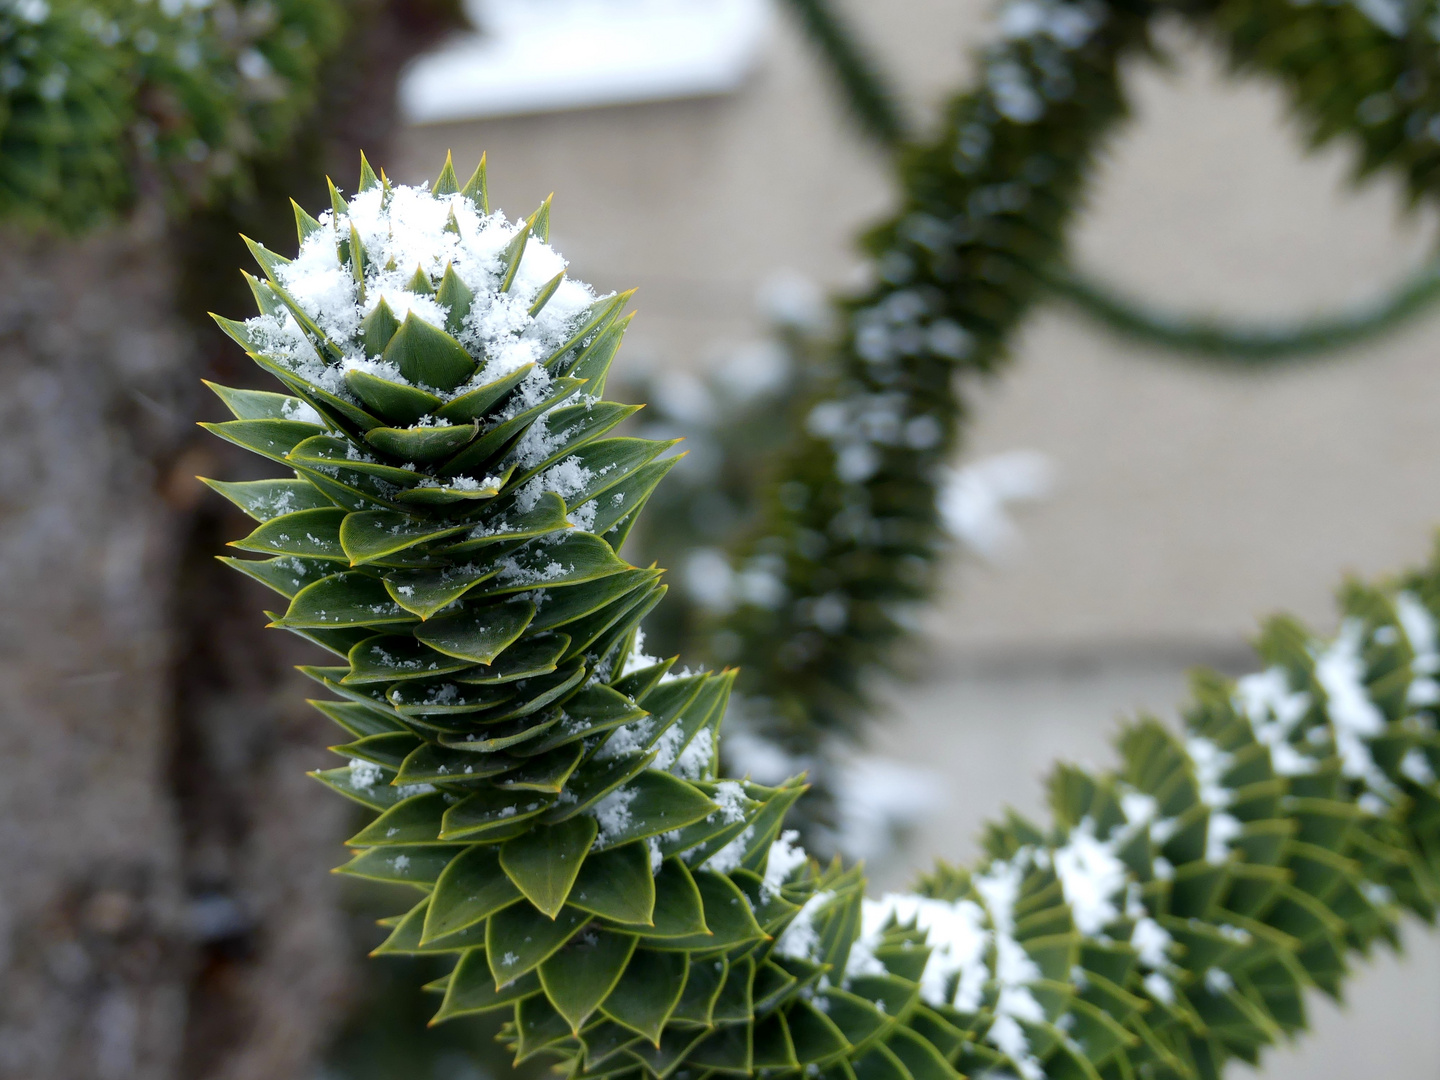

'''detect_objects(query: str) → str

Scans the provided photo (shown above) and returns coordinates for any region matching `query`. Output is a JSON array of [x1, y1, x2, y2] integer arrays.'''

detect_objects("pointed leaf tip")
[[359, 152, 381, 192], [461, 152, 489, 212], [327, 177, 349, 217], [292, 199, 322, 245], [434, 151, 460, 196], [529, 194, 553, 243]]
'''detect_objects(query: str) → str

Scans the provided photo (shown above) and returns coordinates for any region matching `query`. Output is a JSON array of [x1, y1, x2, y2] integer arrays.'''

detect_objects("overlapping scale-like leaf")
[[208, 155, 1440, 1080]]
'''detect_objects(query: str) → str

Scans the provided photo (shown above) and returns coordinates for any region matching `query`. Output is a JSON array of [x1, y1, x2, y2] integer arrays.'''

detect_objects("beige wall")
[[395, 3, 1440, 654], [393, 5, 1440, 1077]]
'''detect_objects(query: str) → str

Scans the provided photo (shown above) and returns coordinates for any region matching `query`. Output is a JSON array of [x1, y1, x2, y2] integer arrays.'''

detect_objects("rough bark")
[[0, 206, 195, 1080], [0, 2, 459, 1077]]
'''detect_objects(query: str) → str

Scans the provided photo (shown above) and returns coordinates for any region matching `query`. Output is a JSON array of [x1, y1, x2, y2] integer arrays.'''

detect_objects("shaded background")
[[2, 0, 1439, 1077]]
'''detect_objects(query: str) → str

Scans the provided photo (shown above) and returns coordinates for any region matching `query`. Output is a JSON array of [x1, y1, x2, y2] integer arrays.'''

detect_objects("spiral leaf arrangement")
[[207, 154, 1440, 1080]]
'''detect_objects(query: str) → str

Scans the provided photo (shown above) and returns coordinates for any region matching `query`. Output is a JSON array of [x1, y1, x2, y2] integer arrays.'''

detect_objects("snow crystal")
[[774, 891, 836, 961], [349, 758, 383, 790], [1315, 620, 1395, 800], [673, 729, 714, 780], [1401, 747, 1437, 785], [1143, 972, 1175, 1005], [1052, 819, 1126, 935], [761, 830, 808, 900], [711, 780, 748, 823], [280, 397, 324, 425], [849, 892, 989, 1010], [1397, 592, 1440, 706], [516, 455, 593, 513], [705, 825, 755, 875], [594, 718, 654, 761], [1236, 667, 1316, 776], [619, 628, 664, 679], [1130, 917, 1172, 969], [592, 785, 638, 846], [1203, 968, 1234, 995]]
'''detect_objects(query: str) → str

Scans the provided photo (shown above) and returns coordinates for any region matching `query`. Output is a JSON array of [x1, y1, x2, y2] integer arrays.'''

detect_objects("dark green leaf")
[[591, 771, 719, 850], [366, 422, 477, 463], [202, 477, 334, 522], [670, 956, 727, 1026], [201, 419, 325, 465], [544, 291, 632, 371], [436, 363, 534, 423], [513, 994, 574, 1062], [433, 152, 461, 196], [414, 600, 536, 663], [486, 901, 589, 985], [219, 555, 332, 599], [453, 633, 568, 684], [331, 730, 421, 770], [374, 896, 488, 955], [275, 571, 417, 628], [600, 949, 688, 1044], [310, 699, 409, 738], [348, 791, 449, 846], [649, 870, 766, 951], [288, 435, 426, 487], [205, 380, 317, 422], [384, 313, 476, 392], [604, 857, 707, 939], [310, 765, 407, 811], [335, 844, 465, 887], [439, 491, 571, 554], [231, 507, 348, 562], [433, 950, 540, 1023], [588, 458, 679, 536], [461, 153, 489, 210], [563, 842, 655, 925], [338, 510, 471, 566], [438, 263, 474, 333], [507, 401, 643, 485], [530, 569, 662, 632], [445, 377, 586, 473], [500, 816, 599, 916], [435, 711, 563, 754], [558, 437, 677, 508], [495, 742, 585, 792], [529, 271, 566, 317], [564, 314, 632, 392], [540, 929, 637, 1032], [440, 787, 556, 840], [541, 751, 657, 824], [360, 299, 402, 357], [383, 563, 504, 620], [344, 367, 444, 427], [424, 845, 524, 942], [395, 742, 519, 786], [388, 678, 516, 717], [343, 634, 476, 684]]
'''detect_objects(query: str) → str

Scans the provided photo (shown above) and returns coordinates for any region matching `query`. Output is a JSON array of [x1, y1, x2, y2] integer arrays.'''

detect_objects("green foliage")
[[782, 0, 1440, 367], [208, 154, 1440, 1080], [713, 0, 1440, 805], [1043, 256, 1440, 363], [0, 0, 346, 229]]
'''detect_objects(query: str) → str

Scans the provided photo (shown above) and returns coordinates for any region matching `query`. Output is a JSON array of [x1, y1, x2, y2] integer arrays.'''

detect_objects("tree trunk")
[[0, 3, 459, 1077]]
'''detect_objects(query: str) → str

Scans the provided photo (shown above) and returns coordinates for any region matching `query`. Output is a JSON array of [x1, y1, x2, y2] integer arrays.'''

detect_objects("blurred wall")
[[390, 2, 1440, 1078]]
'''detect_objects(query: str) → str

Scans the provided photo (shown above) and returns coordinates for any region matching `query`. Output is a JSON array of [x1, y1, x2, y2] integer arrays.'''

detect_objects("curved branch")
[[1044, 257, 1440, 363], [776, 0, 912, 150]]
